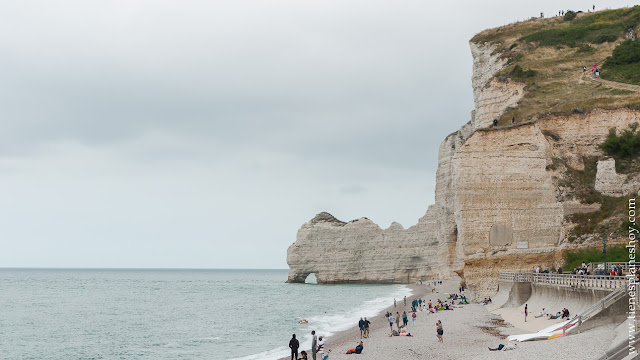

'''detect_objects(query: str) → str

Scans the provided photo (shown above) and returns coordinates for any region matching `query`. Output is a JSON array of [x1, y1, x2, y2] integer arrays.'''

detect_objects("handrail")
[[560, 287, 627, 336], [499, 272, 627, 290]]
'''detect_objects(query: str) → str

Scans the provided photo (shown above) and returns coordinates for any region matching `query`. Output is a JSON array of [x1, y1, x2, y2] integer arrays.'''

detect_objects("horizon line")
[[0, 267, 290, 271]]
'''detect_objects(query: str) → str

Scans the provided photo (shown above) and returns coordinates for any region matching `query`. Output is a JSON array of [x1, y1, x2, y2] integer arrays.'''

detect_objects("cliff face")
[[286, 38, 640, 297]]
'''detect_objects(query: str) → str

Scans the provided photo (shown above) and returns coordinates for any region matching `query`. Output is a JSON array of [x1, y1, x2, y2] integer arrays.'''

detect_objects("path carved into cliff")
[[578, 71, 640, 92]]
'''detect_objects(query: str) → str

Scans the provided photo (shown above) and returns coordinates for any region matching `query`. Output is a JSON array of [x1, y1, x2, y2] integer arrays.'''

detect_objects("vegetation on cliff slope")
[[559, 156, 630, 239], [563, 245, 630, 271], [601, 40, 640, 85], [472, 6, 640, 126], [599, 123, 640, 173]]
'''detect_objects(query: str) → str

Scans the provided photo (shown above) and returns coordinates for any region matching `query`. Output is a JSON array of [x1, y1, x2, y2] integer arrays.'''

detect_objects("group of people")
[[385, 311, 411, 332], [288, 331, 325, 360], [532, 265, 551, 274], [584, 64, 600, 78], [521, 305, 571, 321], [482, 297, 492, 305], [357, 317, 371, 339], [547, 308, 571, 320], [628, 26, 637, 41]]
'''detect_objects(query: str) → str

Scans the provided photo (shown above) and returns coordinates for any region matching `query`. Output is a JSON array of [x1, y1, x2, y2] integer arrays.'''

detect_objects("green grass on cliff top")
[[564, 245, 630, 271], [471, 7, 640, 126]]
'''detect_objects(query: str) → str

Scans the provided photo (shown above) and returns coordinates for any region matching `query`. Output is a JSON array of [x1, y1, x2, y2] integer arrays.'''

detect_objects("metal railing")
[[560, 287, 627, 336], [587, 262, 633, 273], [499, 272, 627, 290]]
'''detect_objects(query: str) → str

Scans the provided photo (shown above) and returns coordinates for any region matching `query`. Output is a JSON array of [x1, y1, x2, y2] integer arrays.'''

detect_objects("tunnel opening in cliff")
[[305, 273, 317, 284]]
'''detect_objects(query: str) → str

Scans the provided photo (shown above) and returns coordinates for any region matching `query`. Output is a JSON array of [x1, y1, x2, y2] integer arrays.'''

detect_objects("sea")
[[0, 269, 411, 360]]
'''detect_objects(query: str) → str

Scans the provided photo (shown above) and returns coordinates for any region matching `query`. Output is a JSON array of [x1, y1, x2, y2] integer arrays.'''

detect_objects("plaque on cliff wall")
[[516, 241, 529, 249], [489, 224, 513, 246]]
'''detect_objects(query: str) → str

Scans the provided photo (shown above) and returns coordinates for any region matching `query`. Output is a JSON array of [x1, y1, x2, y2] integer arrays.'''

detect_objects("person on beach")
[[316, 336, 324, 357], [394, 298, 396, 307], [404, 296, 407, 305], [311, 330, 317, 360], [436, 320, 444, 343], [411, 311, 417, 326], [535, 308, 546, 318], [289, 334, 300, 360], [402, 311, 408, 326], [395, 312, 401, 330], [524, 304, 528, 322], [346, 341, 364, 354], [300, 351, 308, 360], [363, 317, 370, 338], [388, 313, 395, 333], [358, 318, 365, 339], [489, 343, 518, 351]]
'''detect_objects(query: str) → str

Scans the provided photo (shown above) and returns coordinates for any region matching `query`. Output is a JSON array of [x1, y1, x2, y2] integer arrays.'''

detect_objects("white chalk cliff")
[[286, 42, 640, 297]]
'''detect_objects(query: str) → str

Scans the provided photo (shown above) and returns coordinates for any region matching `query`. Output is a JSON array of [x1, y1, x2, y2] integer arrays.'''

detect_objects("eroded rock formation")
[[286, 36, 640, 298]]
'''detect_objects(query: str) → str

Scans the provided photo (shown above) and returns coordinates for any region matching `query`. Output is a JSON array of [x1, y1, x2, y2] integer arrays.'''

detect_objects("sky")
[[0, 0, 636, 269]]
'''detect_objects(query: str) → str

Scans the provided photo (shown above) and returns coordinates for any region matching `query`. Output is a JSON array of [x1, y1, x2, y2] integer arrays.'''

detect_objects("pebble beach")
[[282, 280, 620, 360]]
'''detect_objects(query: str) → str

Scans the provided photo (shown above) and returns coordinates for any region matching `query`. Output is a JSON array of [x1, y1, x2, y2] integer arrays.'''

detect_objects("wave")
[[230, 284, 411, 360]]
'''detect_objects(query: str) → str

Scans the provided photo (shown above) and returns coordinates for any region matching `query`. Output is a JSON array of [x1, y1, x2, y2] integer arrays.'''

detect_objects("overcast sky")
[[0, 0, 635, 269]]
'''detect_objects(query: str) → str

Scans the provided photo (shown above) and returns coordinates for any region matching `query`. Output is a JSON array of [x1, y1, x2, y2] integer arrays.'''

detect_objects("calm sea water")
[[0, 269, 410, 360]]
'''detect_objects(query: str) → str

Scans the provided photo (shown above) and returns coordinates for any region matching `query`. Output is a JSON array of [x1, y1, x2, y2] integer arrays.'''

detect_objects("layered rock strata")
[[286, 39, 640, 298]]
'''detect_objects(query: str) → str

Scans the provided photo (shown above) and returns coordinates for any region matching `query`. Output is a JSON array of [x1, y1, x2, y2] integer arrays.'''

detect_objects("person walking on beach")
[[404, 296, 407, 306], [358, 318, 365, 339], [436, 320, 444, 343], [388, 313, 395, 334], [411, 311, 417, 326], [289, 334, 300, 360], [395, 312, 401, 330], [394, 298, 396, 307], [524, 304, 528, 322], [402, 311, 408, 326], [311, 330, 317, 360], [363, 317, 370, 338]]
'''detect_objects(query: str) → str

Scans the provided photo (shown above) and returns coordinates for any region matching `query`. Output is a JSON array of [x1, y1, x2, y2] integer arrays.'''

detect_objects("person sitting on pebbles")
[[346, 341, 363, 354]]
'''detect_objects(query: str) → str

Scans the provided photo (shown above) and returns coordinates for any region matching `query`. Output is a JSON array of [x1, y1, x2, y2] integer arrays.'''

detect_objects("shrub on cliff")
[[520, 6, 640, 46], [508, 65, 537, 81], [599, 124, 640, 159], [604, 40, 640, 65], [564, 245, 629, 271], [563, 11, 577, 22]]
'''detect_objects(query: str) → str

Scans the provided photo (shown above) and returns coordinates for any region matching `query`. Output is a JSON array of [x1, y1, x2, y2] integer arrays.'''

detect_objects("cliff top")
[[471, 7, 640, 126]]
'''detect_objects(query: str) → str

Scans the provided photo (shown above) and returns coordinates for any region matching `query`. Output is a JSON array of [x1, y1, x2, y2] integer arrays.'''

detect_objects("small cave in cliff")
[[305, 273, 318, 284]]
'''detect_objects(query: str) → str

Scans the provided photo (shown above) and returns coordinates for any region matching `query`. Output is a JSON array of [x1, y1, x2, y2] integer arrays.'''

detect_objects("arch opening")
[[305, 273, 317, 284]]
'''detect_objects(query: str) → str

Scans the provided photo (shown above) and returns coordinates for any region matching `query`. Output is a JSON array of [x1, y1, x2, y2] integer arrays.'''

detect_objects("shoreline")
[[280, 280, 622, 360], [278, 280, 447, 360]]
